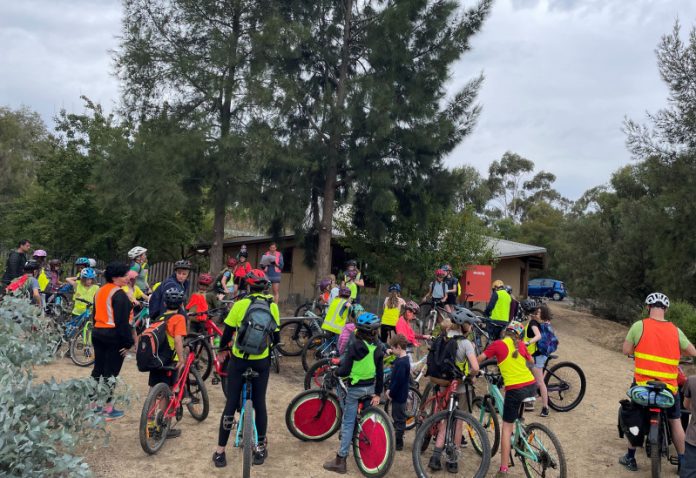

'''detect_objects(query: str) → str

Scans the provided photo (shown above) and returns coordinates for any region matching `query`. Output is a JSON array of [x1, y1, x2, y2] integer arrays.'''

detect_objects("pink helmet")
[[33, 249, 47, 258]]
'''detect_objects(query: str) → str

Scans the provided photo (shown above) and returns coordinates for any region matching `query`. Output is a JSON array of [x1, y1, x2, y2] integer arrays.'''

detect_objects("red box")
[[460, 265, 491, 302]]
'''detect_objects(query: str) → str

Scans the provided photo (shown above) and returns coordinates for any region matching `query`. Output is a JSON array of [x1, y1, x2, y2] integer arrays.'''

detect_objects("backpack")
[[235, 296, 277, 357], [426, 335, 464, 380], [536, 322, 559, 355], [214, 268, 231, 292], [430, 281, 447, 300], [6, 274, 31, 296], [136, 313, 176, 372]]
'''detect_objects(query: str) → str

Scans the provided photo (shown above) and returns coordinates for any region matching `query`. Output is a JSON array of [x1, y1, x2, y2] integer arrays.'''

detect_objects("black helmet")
[[451, 307, 479, 326], [520, 299, 540, 314], [163, 287, 185, 309], [345, 259, 357, 267], [239, 250, 249, 258], [173, 260, 192, 271], [23, 260, 40, 271]]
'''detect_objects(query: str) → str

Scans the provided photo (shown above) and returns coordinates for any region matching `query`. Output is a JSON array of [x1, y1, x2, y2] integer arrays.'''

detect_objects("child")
[[344, 270, 359, 302], [523, 301, 550, 417], [395, 300, 431, 347], [233, 250, 252, 296], [187, 273, 213, 335], [319, 277, 333, 305], [214, 257, 237, 296], [328, 274, 340, 302], [122, 270, 149, 307], [45, 259, 63, 292], [381, 283, 405, 343], [321, 286, 352, 337], [6, 260, 42, 305], [338, 304, 364, 355], [323, 312, 383, 474], [66, 268, 99, 318], [387, 334, 411, 451], [32, 250, 49, 291], [477, 321, 536, 476]]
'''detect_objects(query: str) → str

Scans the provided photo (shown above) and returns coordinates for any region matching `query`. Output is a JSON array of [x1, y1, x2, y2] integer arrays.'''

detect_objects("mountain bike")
[[277, 308, 324, 356], [131, 301, 150, 336], [49, 298, 92, 362], [139, 335, 210, 455], [294, 297, 327, 318], [542, 354, 586, 412], [222, 367, 260, 478], [43, 284, 73, 320], [68, 300, 95, 366], [286, 361, 396, 477], [300, 331, 339, 372], [418, 300, 451, 335]]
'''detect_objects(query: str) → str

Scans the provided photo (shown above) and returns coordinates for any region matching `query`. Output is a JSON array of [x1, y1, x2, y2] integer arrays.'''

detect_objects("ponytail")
[[504, 330, 522, 359], [387, 291, 400, 309]]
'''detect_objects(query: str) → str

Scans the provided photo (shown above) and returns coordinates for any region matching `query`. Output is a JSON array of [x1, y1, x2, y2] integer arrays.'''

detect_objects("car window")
[[542, 279, 553, 287], [529, 279, 542, 286]]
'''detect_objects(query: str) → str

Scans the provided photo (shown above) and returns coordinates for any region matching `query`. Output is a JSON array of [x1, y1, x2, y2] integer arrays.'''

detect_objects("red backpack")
[[6, 274, 30, 296]]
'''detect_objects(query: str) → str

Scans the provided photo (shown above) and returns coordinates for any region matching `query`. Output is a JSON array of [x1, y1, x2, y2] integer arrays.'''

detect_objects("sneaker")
[[540, 407, 549, 418], [253, 441, 268, 465], [428, 455, 442, 471], [619, 453, 638, 472], [395, 437, 404, 451], [524, 402, 535, 412], [213, 451, 227, 468], [166, 428, 182, 439], [446, 460, 458, 473], [102, 409, 125, 421]]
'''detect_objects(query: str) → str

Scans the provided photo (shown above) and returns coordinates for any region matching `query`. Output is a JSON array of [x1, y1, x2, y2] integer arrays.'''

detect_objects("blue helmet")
[[75, 257, 90, 266], [388, 283, 401, 293], [81, 268, 97, 279], [356, 312, 380, 332], [350, 303, 365, 318]]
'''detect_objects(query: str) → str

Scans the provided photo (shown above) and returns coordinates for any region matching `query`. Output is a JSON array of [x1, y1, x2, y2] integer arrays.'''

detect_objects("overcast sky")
[[1, 0, 695, 199]]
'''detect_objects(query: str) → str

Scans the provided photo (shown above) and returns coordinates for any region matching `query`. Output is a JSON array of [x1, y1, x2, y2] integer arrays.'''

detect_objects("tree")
[[269, 0, 493, 283]]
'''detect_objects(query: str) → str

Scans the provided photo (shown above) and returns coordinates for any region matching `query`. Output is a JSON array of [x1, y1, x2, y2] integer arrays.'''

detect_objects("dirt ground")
[[35, 302, 674, 477]]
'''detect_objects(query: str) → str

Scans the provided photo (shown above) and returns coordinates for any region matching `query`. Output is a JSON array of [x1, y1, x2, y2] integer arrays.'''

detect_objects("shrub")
[[667, 301, 696, 345]]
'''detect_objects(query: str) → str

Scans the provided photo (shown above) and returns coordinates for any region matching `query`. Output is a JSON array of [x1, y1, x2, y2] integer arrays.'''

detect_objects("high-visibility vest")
[[322, 298, 349, 334], [634, 318, 680, 393], [490, 289, 512, 323], [94, 283, 121, 328], [381, 301, 401, 327], [523, 320, 538, 356], [498, 337, 535, 388]]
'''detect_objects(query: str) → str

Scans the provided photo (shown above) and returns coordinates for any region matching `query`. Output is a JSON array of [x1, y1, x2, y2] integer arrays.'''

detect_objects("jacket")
[[149, 274, 190, 320], [2, 251, 27, 285], [337, 335, 384, 394]]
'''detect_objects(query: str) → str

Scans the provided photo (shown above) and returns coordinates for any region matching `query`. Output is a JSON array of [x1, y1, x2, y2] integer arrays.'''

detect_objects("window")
[[281, 247, 293, 273]]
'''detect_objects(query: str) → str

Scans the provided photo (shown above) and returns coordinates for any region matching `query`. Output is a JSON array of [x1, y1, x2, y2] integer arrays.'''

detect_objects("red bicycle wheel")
[[285, 390, 342, 441], [353, 407, 395, 477]]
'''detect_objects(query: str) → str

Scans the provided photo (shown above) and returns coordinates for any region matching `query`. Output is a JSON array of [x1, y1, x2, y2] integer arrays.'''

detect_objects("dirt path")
[[36, 303, 667, 477]]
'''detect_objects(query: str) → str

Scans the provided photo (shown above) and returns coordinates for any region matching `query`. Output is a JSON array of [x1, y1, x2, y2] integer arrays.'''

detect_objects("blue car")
[[528, 278, 567, 301]]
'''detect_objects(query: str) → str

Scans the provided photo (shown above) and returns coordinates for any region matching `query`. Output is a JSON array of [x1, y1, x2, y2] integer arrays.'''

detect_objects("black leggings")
[[380, 324, 396, 344], [217, 356, 271, 447], [91, 334, 125, 403]]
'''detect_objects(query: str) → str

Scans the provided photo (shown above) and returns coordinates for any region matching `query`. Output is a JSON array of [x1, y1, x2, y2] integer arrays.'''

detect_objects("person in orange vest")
[[90, 262, 134, 421], [620, 292, 696, 472]]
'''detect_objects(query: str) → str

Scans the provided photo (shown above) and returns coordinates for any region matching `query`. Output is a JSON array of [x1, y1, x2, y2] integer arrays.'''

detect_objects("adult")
[[2, 239, 31, 285], [619, 292, 696, 472], [483, 279, 512, 341], [442, 264, 459, 312], [91, 262, 134, 420], [148, 260, 191, 320], [261, 242, 284, 304], [128, 246, 150, 293]]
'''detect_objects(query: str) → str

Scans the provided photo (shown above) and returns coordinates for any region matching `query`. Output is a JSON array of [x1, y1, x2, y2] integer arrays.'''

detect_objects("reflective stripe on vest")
[[381, 306, 400, 327], [348, 341, 377, 385], [322, 298, 349, 334], [498, 337, 535, 388], [490, 290, 512, 323], [94, 283, 120, 328], [634, 318, 680, 393]]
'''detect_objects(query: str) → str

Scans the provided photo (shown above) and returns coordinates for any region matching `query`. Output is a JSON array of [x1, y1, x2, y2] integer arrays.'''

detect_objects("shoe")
[[102, 409, 125, 421], [253, 440, 268, 465], [540, 407, 549, 418], [460, 435, 468, 448], [166, 428, 181, 439], [396, 436, 404, 451], [524, 402, 535, 412], [428, 455, 442, 471], [213, 451, 227, 468], [323, 454, 347, 474], [446, 460, 458, 473], [619, 453, 638, 472]]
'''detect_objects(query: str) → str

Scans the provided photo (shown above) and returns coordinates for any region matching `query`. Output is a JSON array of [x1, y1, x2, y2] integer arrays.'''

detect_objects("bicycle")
[[418, 300, 452, 335], [131, 301, 150, 336], [43, 284, 73, 320], [300, 331, 339, 372], [222, 367, 261, 478], [68, 299, 96, 367], [294, 297, 327, 318], [541, 354, 586, 412], [476, 359, 567, 477], [277, 308, 324, 356], [49, 298, 92, 363], [286, 360, 396, 477], [411, 368, 491, 478], [139, 335, 210, 455]]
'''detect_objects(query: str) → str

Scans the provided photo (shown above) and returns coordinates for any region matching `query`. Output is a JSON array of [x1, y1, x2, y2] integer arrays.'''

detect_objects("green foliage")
[[0, 297, 128, 477], [666, 301, 696, 345]]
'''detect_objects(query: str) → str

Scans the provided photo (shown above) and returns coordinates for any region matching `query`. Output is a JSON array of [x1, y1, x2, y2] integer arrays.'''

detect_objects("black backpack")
[[426, 335, 464, 380], [136, 313, 176, 372], [235, 296, 277, 357]]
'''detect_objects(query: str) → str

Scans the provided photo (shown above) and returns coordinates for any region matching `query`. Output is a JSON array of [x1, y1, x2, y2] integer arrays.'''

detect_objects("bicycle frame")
[[158, 348, 197, 419], [234, 378, 259, 447]]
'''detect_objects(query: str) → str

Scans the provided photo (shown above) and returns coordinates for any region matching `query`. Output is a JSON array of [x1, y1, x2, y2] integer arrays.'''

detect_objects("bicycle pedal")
[[669, 455, 679, 466]]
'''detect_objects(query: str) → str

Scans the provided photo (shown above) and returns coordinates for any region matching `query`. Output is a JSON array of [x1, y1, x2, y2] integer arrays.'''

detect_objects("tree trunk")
[[316, 161, 338, 281], [210, 190, 226, 274]]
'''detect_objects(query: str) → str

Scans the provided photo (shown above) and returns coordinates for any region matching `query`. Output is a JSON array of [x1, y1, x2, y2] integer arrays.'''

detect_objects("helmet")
[[173, 260, 192, 271], [520, 299, 539, 314], [506, 320, 525, 337], [238, 250, 249, 258], [388, 283, 401, 293], [504, 285, 513, 294], [346, 270, 358, 279], [319, 278, 332, 291], [198, 273, 214, 286], [441, 264, 451, 272], [435, 269, 446, 278], [88, 258, 97, 268], [338, 286, 351, 298], [48, 259, 62, 268], [226, 257, 238, 267], [345, 259, 358, 267], [33, 249, 47, 258], [127, 270, 138, 280], [128, 246, 147, 259], [356, 312, 380, 332], [163, 287, 185, 309], [246, 269, 271, 290], [404, 300, 420, 313], [80, 268, 97, 280], [23, 260, 39, 271], [451, 307, 479, 326], [74, 256, 89, 265], [645, 292, 670, 308], [492, 279, 505, 289], [350, 303, 365, 318]]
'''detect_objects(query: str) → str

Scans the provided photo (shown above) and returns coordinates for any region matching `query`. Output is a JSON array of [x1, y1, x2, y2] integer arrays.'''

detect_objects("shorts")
[[445, 295, 457, 305], [268, 276, 281, 284], [533, 354, 548, 369], [502, 384, 536, 423], [683, 442, 696, 477], [149, 367, 178, 387]]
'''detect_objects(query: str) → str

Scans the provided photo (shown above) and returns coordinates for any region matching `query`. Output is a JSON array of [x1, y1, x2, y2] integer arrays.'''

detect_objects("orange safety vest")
[[94, 283, 121, 328], [634, 318, 680, 393]]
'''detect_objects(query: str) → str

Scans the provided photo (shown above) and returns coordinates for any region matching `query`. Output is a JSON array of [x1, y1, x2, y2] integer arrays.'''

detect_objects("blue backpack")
[[536, 322, 559, 355]]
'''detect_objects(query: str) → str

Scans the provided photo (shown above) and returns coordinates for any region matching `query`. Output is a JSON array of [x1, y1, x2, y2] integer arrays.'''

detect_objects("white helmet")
[[88, 258, 97, 268], [128, 246, 147, 259], [645, 292, 670, 308]]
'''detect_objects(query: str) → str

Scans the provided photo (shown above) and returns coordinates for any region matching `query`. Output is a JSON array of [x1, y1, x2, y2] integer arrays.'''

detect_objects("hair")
[[356, 327, 377, 342], [439, 318, 453, 336], [539, 304, 552, 322], [386, 291, 400, 309], [18, 239, 30, 247], [104, 262, 130, 283], [269, 242, 277, 247], [389, 333, 409, 350], [503, 330, 523, 359]]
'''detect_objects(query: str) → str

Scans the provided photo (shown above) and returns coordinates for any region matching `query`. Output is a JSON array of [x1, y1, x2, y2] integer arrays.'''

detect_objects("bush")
[[0, 297, 128, 477], [667, 301, 696, 345]]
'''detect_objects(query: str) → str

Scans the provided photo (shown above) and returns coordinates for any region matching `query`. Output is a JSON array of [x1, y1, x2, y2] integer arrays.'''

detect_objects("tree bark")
[[210, 189, 226, 274]]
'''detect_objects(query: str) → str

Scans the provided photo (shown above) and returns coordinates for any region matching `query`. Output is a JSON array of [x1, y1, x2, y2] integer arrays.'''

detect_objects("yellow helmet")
[[492, 279, 505, 289]]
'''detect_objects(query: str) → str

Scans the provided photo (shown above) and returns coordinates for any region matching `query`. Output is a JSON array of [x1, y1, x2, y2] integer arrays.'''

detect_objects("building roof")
[[485, 237, 546, 259]]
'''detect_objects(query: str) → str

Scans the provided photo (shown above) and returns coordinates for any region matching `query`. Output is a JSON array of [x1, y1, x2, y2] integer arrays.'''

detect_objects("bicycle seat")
[[647, 380, 667, 391], [429, 377, 452, 387], [242, 368, 259, 380], [522, 397, 536, 403]]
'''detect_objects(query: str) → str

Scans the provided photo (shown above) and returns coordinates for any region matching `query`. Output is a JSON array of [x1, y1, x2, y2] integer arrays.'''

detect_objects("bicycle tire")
[[278, 320, 313, 356], [139, 382, 172, 455], [243, 398, 253, 478], [472, 396, 500, 455], [649, 421, 662, 478], [272, 350, 280, 374], [186, 367, 209, 421], [285, 390, 342, 441], [353, 406, 396, 478], [301, 332, 334, 372], [69, 322, 94, 367], [304, 358, 332, 390], [189, 334, 213, 381], [384, 386, 422, 431], [520, 422, 567, 478], [412, 409, 491, 478], [544, 361, 586, 412]]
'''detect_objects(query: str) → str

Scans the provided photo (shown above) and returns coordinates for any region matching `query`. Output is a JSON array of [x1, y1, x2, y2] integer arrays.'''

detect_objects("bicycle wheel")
[[353, 406, 396, 478], [544, 361, 586, 412], [384, 386, 422, 431], [243, 398, 254, 478], [285, 390, 342, 441], [189, 335, 213, 381], [650, 435, 661, 478], [186, 367, 209, 421], [520, 422, 567, 478], [139, 383, 172, 455], [304, 358, 332, 390], [301, 332, 334, 372], [69, 322, 94, 367], [412, 410, 491, 478], [278, 319, 313, 356], [471, 396, 500, 455]]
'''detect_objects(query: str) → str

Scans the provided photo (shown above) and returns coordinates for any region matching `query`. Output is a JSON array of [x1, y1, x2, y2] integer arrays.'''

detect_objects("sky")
[[1, 0, 695, 200]]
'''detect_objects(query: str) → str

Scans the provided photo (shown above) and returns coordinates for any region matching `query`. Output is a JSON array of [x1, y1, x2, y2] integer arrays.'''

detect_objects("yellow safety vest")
[[498, 337, 535, 388], [490, 289, 512, 322], [322, 298, 349, 334], [381, 306, 400, 327]]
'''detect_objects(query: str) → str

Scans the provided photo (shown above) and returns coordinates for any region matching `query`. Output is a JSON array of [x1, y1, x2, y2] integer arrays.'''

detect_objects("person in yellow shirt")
[[381, 283, 405, 343], [66, 268, 99, 318], [122, 270, 150, 306]]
